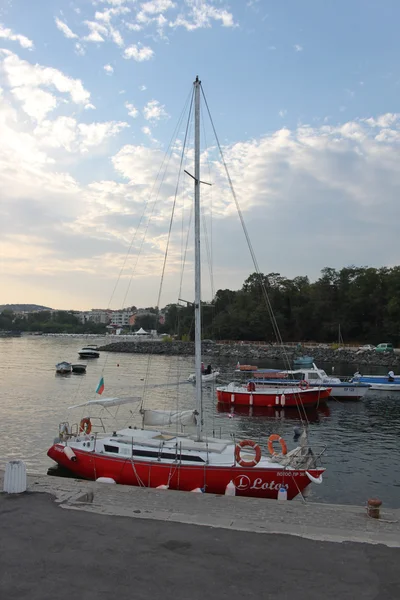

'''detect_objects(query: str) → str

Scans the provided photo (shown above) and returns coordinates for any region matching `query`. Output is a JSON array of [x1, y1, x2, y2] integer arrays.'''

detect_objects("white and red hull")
[[216, 385, 331, 407], [47, 444, 323, 500]]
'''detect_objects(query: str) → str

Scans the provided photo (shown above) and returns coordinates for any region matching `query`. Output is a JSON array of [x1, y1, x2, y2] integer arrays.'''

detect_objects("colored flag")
[[96, 376, 105, 395]]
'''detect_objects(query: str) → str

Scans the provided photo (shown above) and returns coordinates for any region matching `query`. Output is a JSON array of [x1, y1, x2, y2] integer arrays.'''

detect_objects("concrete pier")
[[1, 471, 399, 598]]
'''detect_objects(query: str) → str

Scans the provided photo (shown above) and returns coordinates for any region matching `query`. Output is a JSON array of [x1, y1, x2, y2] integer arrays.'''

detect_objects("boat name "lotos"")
[[234, 475, 289, 491]]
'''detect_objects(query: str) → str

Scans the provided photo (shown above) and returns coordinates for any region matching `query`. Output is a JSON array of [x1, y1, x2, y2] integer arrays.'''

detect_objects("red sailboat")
[[47, 77, 326, 500]]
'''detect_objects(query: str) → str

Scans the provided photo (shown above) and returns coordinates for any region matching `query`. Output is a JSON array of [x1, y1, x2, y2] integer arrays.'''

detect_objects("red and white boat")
[[216, 381, 332, 407], [47, 77, 326, 501], [47, 398, 325, 500]]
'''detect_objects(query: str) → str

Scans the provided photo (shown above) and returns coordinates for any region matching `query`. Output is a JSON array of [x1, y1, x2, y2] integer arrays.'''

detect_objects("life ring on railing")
[[247, 381, 256, 392], [268, 434, 288, 457], [235, 439, 261, 467], [79, 417, 92, 435], [299, 380, 310, 390]]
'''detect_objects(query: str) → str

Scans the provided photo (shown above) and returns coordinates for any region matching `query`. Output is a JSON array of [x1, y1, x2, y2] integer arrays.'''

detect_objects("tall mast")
[[194, 75, 202, 441]]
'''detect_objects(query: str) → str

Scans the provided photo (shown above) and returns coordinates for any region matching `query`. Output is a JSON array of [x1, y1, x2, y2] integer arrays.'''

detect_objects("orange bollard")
[[367, 498, 382, 519]]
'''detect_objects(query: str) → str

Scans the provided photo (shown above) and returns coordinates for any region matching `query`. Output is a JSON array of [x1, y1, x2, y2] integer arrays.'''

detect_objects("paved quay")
[[19, 472, 400, 547], [1, 492, 399, 600]]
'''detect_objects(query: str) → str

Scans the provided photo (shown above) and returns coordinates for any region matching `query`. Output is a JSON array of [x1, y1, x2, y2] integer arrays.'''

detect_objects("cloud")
[[294, 44, 303, 52], [104, 63, 114, 74], [0, 23, 34, 49], [278, 109, 287, 118], [141, 125, 152, 136], [0, 50, 91, 110], [141, 0, 176, 14], [170, 0, 236, 30], [143, 99, 168, 121], [123, 44, 154, 61], [75, 42, 85, 56], [139, 84, 147, 91], [125, 101, 138, 117], [94, 6, 130, 22], [11, 86, 57, 121], [83, 20, 108, 42], [54, 18, 78, 39]]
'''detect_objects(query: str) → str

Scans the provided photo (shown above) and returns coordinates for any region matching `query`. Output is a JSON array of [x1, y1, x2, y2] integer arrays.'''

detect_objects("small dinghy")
[[71, 364, 87, 374], [56, 361, 72, 374]]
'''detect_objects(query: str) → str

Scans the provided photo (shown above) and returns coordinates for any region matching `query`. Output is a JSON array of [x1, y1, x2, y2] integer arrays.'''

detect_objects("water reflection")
[[216, 402, 330, 422]]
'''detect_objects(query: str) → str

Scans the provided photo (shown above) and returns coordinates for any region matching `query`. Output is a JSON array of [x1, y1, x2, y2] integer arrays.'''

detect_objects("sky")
[[0, 0, 400, 310]]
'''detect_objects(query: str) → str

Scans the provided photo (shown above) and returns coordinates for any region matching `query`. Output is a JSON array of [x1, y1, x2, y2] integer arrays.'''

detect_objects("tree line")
[[160, 266, 400, 345], [2, 266, 400, 343]]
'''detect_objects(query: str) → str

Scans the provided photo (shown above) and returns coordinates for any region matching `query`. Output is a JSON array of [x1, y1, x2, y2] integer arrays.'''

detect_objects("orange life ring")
[[299, 380, 310, 390], [235, 439, 261, 467], [268, 434, 288, 456], [79, 417, 92, 435], [247, 381, 256, 392]]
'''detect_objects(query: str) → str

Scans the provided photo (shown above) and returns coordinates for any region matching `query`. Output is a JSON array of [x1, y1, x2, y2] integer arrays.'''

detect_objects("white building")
[[109, 311, 132, 327], [78, 310, 111, 324]]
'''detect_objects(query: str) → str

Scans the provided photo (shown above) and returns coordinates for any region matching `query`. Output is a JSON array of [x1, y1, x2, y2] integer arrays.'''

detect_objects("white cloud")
[[94, 6, 130, 22], [54, 18, 78, 39], [1, 50, 91, 107], [141, 0, 176, 14], [11, 86, 57, 121], [294, 44, 303, 52], [125, 101, 139, 118], [33, 116, 128, 155], [170, 1, 236, 30], [104, 63, 114, 74], [84, 103, 96, 110], [83, 20, 108, 42], [139, 84, 147, 91], [0, 23, 34, 49], [123, 44, 154, 61], [143, 99, 168, 121], [278, 109, 287, 118], [75, 42, 85, 56], [142, 125, 152, 136], [126, 22, 143, 31]]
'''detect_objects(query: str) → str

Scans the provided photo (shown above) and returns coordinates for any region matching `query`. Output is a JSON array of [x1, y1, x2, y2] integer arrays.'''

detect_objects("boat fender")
[[225, 480, 236, 496], [299, 380, 310, 390], [268, 434, 288, 457], [96, 477, 116, 484], [305, 471, 323, 485], [235, 440, 262, 468], [63, 446, 77, 462], [79, 417, 92, 435]]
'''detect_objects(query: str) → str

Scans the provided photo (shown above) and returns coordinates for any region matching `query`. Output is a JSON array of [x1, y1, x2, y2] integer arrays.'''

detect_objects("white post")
[[194, 75, 202, 442]]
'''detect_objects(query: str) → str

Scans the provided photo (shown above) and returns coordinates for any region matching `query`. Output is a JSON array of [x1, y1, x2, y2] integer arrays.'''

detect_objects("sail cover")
[[69, 397, 142, 409], [142, 409, 197, 426]]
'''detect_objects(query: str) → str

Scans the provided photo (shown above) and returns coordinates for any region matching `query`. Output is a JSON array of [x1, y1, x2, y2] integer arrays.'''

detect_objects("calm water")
[[1, 336, 399, 507]]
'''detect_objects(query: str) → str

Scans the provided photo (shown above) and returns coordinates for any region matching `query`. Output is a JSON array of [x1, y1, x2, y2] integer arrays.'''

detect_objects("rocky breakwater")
[[97, 340, 400, 367]]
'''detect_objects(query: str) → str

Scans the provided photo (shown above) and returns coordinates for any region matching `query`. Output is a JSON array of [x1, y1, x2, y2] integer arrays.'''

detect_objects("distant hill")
[[0, 304, 53, 312]]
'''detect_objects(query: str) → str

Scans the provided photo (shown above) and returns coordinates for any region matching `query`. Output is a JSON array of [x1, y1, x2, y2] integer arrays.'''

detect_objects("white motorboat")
[[78, 345, 100, 359]]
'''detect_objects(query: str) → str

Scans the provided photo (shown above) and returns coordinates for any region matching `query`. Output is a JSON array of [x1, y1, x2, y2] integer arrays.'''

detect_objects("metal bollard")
[[367, 498, 382, 519], [3, 460, 27, 494]]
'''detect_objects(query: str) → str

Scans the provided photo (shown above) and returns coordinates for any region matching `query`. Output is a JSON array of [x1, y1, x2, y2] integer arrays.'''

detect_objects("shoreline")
[[97, 340, 400, 367]]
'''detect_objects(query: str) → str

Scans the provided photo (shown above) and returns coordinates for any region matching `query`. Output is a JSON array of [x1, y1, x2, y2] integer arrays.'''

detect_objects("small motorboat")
[[242, 364, 370, 400], [78, 345, 100, 359], [188, 370, 219, 383], [293, 355, 314, 367], [351, 371, 400, 391], [56, 361, 72, 374], [71, 364, 87, 374]]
